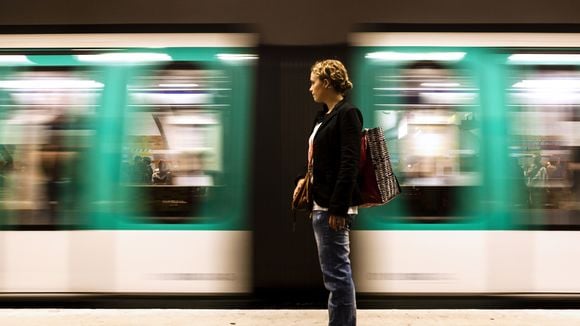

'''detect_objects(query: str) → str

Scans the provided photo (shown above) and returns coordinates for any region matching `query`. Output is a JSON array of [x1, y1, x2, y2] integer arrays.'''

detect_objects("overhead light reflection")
[[509, 54, 580, 64], [420, 82, 461, 87], [365, 52, 465, 61], [0, 79, 104, 89], [216, 53, 258, 61], [76, 53, 172, 63], [0, 55, 32, 64], [513, 79, 580, 89], [158, 83, 200, 88]]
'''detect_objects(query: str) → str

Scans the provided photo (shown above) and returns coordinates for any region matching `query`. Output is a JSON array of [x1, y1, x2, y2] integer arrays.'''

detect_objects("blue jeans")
[[312, 210, 356, 326]]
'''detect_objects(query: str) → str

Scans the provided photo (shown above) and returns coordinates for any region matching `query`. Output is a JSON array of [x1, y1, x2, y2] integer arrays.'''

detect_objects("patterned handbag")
[[359, 127, 401, 207]]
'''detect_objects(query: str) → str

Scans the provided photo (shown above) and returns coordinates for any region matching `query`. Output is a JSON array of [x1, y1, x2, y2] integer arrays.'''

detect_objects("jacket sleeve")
[[328, 107, 363, 216]]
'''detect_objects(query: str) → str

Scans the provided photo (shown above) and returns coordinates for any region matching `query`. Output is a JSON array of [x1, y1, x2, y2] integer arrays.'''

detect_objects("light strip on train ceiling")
[[0, 79, 104, 89], [420, 82, 461, 87], [158, 83, 200, 88], [75, 53, 172, 63], [217, 53, 258, 61], [508, 54, 580, 64], [365, 52, 465, 61], [513, 79, 580, 89], [0, 55, 31, 64]]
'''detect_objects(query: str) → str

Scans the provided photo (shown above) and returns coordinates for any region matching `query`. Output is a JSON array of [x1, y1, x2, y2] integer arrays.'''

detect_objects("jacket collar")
[[318, 98, 347, 127], [321, 97, 347, 114]]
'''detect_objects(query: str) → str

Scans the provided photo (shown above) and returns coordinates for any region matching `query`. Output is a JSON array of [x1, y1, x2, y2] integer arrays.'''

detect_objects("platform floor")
[[0, 309, 579, 325]]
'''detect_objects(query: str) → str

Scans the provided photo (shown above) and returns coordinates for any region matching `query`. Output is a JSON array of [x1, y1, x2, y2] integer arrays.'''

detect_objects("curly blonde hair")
[[311, 59, 353, 95]]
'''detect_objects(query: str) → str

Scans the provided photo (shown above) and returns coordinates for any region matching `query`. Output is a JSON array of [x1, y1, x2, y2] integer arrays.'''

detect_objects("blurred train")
[[0, 32, 256, 293], [350, 31, 580, 294], [2, 28, 580, 297]]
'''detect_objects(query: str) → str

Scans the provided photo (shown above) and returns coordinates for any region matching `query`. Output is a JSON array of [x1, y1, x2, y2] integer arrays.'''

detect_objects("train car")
[[0, 30, 256, 293], [349, 30, 580, 294]]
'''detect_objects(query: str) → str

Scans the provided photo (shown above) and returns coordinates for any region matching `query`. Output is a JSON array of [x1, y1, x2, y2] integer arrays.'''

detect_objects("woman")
[[152, 159, 172, 185], [295, 59, 363, 326], [526, 154, 547, 208]]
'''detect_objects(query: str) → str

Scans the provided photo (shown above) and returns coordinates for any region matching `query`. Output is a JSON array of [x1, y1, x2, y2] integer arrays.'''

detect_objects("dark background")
[[252, 45, 349, 296], [1, 0, 580, 45]]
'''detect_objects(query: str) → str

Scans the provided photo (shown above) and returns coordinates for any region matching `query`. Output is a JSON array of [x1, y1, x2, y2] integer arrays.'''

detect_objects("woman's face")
[[309, 72, 329, 103]]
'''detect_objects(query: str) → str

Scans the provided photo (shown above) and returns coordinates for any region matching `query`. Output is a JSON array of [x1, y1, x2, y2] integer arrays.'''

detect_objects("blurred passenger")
[[546, 158, 566, 180], [41, 113, 77, 224], [152, 159, 172, 185], [526, 155, 547, 187], [526, 154, 547, 208], [0, 146, 13, 202], [0, 145, 13, 169], [509, 158, 527, 208], [294, 59, 361, 326], [131, 156, 142, 181], [142, 156, 153, 184]]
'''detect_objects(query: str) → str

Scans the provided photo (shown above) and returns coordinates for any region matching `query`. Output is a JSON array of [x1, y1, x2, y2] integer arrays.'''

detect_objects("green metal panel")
[[472, 51, 512, 230]]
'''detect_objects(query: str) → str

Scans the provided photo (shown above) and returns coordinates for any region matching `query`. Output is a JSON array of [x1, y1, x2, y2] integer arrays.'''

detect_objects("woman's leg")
[[312, 211, 356, 326]]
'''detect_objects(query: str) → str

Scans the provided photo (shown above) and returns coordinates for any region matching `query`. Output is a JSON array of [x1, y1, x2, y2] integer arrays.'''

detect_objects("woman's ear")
[[322, 79, 331, 89]]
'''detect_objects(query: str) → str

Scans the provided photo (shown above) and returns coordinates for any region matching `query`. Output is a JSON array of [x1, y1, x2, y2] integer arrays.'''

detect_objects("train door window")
[[373, 60, 480, 222], [507, 58, 580, 229], [0, 67, 99, 229], [121, 62, 226, 223]]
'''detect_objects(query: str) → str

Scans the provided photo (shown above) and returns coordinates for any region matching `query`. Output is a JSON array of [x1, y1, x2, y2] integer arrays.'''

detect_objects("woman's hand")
[[329, 215, 346, 231], [293, 178, 305, 200]]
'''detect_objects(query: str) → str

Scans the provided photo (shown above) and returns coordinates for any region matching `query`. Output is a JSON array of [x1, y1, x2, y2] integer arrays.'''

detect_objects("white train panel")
[[352, 231, 487, 293], [70, 231, 117, 293], [486, 231, 535, 293], [0, 231, 70, 292], [113, 231, 251, 293], [533, 232, 580, 292]]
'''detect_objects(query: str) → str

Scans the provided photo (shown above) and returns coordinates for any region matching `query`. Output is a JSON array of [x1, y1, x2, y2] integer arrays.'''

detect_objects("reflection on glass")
[[0, 69, 98, 229], [508, 63, 580, 228], [123, 63, 228, 222], [374, 61, 480, 220]]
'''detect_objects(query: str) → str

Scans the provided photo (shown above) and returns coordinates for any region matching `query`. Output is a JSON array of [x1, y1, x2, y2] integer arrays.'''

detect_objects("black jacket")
[[310, 99, 363, 216]]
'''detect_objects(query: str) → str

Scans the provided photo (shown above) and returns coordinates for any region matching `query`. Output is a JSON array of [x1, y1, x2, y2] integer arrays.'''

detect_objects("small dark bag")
[[359, 127, 401, 207], [291, 168, 313, 211]]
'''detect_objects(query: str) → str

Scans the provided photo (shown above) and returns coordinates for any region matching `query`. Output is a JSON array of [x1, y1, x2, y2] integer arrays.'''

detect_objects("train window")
[[507, 61, 580, 229], [0, 67, 99, 229], [373, 60, 480, 222], [121, 63, 226, 223]]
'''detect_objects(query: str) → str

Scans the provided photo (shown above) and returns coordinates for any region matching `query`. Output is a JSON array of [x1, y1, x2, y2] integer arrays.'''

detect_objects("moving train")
[[350, 31, 580, 294], [0, 31, 256, 293], [1, 27, 580, 296]]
